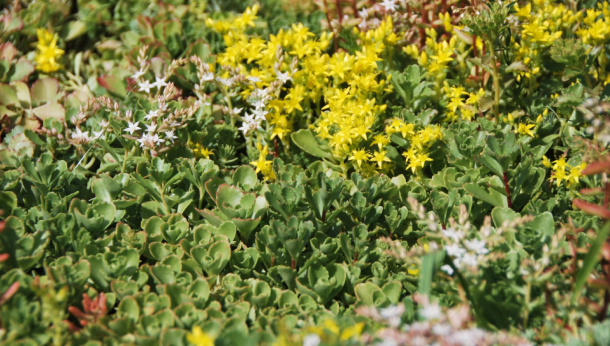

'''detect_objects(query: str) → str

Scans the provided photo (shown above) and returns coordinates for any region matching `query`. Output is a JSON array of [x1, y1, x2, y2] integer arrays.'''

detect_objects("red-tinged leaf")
[[0, 15, 24, 34], [68, 306, 88, 320], [580, 187, 604, 196], [573, 199, 610, 219], [0, 253, 8, 262], [588, 279, 610, 290], [0, 42, 17, 60], [581, 160, 610, 176], [97, 75, 127, 98], [0, 282, 19, 305], [66, 320, 81, 332]]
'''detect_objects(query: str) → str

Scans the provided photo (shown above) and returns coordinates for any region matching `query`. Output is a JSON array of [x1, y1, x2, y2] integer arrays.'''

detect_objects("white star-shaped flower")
[[275, 70, 292, 84], [152, 77, 168, 89], [380, 0, 398, 12], [71, 127, 90, 143], [146, 123, 157, 133], [138, 80, 153, 94], [131, 67, 147, 80], [358, 8, 369, 19], [164, 130, 177, 143], [144, 109, 160, 121], [124, 121, 141, 135], [202, 72, 214, 81]]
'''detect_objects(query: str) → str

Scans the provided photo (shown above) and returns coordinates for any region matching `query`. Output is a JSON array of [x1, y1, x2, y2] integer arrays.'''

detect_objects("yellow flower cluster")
[[542, 155, 587, 188], [187, 326, 215, 346], [205, 5, 259, 34], [576, 3, 610, 45], [512, 1, 579, 81], [191, 141, 214, 159], [34, 28, 64, 73], [384, 118, 443, 173], [207, 9, 405, 175], [403, 28, 457, 84], [207, 7, 332, 143], [313, 17, 397, 167], [307, 319, 364, 342], [442, 85, 485, 122]]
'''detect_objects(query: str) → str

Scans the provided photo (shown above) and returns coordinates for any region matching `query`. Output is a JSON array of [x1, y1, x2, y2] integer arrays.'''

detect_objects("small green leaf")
[[465, 183, 507, 208], [491, 207, 520, 227], [478, 155, 504, 176], [291, 129, 332, 159], [418, 251, 444, 296]]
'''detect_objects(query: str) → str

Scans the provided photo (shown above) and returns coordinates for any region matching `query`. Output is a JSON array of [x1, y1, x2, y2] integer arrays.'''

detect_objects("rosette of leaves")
[[256, 216, 313, 270], [0, 216, 49, 271], [296, 261, 347, 305], [133, 158, 195, 217], [199, 182, 268, 243], [69, 198, 117, 237]]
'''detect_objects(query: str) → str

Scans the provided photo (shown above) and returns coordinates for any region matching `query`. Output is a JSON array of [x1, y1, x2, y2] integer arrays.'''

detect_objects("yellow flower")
[[187, 327, 215, 346], [371, 134, 390, 149], [542, 155, 552, 168], [371, 150, 391, 169], [192, 142, 214, 159], [35, 28, 64, 73], [348, 149, 371, 168], [250, 143, 275, 181], [405, 152, 433, 173], [515, 123, 536, 137], [340, 322, 364, 341]]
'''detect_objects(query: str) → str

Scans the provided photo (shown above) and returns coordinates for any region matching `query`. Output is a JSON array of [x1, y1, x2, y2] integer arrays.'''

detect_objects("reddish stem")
[[473, 34, 479, 83], [291, 258, 296, 270], [273, 138, 280, 158], [335, 0, 343, 24], [322, 0, 339, 52], [601, 288, 610, 321], [481, 43, 486, 89]]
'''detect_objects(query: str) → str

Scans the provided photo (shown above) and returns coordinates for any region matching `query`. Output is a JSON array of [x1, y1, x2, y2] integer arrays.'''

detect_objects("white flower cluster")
[[121, 94, 180, 152], [356, 297, 530, 346], [357, 0, 405, 30], [239, 88, 271, 136], [238, 68, 291, 137], [67, 102, 110, 145], [582, 98, 610, 146], [439, 226, 490, 275]]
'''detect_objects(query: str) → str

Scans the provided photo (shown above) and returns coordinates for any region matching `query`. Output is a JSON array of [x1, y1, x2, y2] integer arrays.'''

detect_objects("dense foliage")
[[2, 0, 610, 345]]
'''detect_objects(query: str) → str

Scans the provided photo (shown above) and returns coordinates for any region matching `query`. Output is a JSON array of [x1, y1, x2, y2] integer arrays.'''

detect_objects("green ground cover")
[[2, 0, 610, 345]]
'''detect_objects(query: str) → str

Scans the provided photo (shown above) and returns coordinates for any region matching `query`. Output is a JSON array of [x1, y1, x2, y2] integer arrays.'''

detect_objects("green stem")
[[488, 42, 501, 118], [159, 183, 171, 214], [121, 148, 129, 174], [523, 280, 531, 328]]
